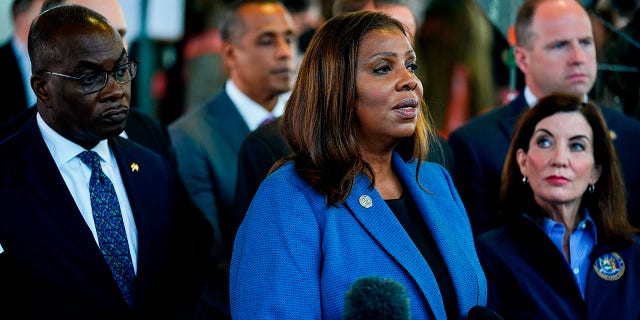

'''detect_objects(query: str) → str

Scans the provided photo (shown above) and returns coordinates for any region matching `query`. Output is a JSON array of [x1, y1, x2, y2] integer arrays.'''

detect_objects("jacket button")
[[359, 195, 372, 208]]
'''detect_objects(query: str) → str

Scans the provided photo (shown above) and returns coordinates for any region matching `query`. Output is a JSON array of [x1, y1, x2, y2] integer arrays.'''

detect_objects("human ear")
[[516, 148, 528, 177], [591, 164, 602, 184], [31, 75, 50, 105], [514, 46, 529, 74]]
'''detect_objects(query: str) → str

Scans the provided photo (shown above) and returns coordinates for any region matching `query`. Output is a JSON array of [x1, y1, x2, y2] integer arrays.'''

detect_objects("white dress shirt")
[[524, 86, 589, 108], [37, 114, 138, 272], [225, 80, 287, 131]]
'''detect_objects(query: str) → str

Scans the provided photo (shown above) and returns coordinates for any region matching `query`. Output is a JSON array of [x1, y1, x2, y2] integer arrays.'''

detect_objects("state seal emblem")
[[593, 252, 625, 281]]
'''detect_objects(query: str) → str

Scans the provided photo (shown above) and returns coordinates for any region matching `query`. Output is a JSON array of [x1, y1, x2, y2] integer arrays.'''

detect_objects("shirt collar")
[[37, 112, 112, 166], [225, 80, 287, 131], [524, 86, 589, 108], [540, 207, 598, 244]]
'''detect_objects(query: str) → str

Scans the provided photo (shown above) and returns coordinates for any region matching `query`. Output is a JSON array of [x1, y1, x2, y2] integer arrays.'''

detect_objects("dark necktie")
[[78, 151, 135, 307]]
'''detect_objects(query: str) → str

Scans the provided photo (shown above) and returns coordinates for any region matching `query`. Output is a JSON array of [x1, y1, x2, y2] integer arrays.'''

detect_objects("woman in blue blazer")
[[230, 11, 486, 319]]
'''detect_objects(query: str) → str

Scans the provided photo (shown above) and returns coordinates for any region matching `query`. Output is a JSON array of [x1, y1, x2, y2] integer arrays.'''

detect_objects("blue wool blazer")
[[230, 152, 487, 319]]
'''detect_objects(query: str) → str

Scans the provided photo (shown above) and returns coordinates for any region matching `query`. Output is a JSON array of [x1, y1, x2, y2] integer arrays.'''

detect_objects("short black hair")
[[28, 5, 113, 74], [219, 0, 282, 42]]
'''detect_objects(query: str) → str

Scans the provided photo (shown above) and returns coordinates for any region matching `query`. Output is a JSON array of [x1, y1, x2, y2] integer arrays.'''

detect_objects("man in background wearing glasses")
[[0, 5, 207, 318]]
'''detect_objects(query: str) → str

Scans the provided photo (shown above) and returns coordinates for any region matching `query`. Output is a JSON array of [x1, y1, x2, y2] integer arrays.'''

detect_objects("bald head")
[[514, 0, 596, 98]]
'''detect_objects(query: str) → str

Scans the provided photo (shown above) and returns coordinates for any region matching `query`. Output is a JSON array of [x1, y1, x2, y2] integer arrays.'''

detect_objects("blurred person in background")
[[0, 0, 43, 124], [168, 0, 297, 318], [418, 0, 497, 137], [590, 0, 640, 117]]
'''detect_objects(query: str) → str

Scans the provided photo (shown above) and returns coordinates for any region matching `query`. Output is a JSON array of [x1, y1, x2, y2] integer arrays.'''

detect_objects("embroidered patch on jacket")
[[593, 252, 625, 281]]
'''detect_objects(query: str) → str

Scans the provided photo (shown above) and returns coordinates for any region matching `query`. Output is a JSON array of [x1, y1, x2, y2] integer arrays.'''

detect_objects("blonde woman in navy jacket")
[[230, 11, 487, 319]]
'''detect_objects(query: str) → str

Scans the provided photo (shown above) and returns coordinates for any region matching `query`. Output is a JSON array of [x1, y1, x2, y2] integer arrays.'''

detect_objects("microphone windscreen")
[[468, 305, 504, 320], [342, 276, 410, 320]]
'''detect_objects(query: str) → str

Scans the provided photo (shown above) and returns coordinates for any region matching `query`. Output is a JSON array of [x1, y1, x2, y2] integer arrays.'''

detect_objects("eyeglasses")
[[44, 60, 138, 94]]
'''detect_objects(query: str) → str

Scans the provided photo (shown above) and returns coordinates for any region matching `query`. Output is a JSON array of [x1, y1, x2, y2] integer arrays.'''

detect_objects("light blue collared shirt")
[[37, 113, 138, 273], [541, 209, 597, 298], [11, 36, 37, 108], [225, 80, 287, 131]]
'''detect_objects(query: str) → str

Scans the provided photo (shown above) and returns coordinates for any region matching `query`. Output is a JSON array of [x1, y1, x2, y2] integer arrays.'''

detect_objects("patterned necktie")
[[78, 151, 135, 307]]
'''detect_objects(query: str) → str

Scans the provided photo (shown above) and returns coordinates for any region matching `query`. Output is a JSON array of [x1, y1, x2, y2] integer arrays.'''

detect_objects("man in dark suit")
[[168, 1, 296, 318], [0, 0, 42, 123], [449, 0, 640, 236], [0, 6, 209, 318]]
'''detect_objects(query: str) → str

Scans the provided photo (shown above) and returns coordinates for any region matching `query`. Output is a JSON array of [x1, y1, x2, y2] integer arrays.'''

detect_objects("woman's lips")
[[545, 175, 569, 185], [393, 98, 419, 119], [393, 106, 417, 119]]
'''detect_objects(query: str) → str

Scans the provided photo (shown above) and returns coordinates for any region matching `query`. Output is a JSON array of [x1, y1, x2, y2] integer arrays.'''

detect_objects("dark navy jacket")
[[477, 215, 640, 320]]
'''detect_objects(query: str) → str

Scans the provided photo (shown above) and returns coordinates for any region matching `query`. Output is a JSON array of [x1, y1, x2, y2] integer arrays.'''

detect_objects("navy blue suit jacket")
[[477, 215, 640, 319], [449, 94, 640, 235], [0, 117, 194, 318]]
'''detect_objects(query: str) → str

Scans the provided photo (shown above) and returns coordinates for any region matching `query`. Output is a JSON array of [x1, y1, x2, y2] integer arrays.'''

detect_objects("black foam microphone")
[[468, 305, 504, 320], [342, 276, 411, 320]]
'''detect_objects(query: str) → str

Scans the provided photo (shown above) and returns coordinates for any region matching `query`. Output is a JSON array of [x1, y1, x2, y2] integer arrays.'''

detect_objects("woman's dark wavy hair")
[[501, 93, 638, 244], [276, 10, 433, 205]]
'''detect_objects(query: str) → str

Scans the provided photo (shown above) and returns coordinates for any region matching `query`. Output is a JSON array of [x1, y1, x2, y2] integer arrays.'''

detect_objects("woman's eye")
[[407, 63, 418, 73], [536, 137, 552, 148], [570, 142, 586, 151], [373, 65, 391, 74]]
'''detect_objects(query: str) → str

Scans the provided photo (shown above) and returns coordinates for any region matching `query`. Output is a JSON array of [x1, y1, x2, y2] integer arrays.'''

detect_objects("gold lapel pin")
[[130, 162, 139, 172]]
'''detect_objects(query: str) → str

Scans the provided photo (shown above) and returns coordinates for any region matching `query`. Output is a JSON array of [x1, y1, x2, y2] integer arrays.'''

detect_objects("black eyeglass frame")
[[43, 60, 139, 94]]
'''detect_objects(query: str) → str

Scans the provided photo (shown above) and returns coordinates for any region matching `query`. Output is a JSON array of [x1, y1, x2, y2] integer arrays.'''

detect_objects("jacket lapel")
[[343, 166, 448, 319], [208, 90, 251, 153], [108, 138, 153, 266], [394, 155, 485, 314], [498, 94, 529, 141], [19, 119, 106, 269]]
